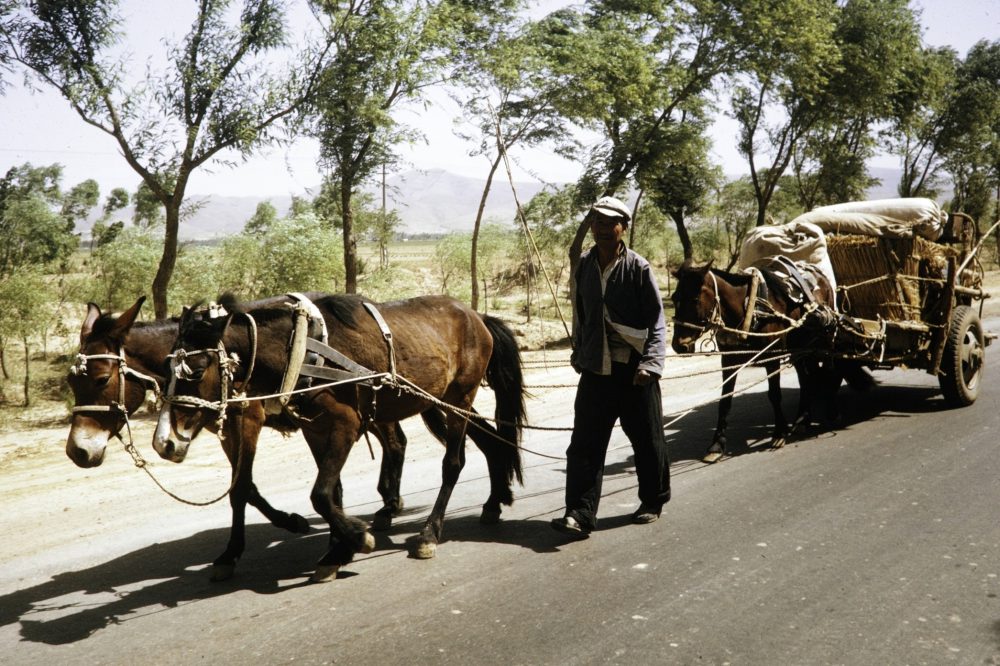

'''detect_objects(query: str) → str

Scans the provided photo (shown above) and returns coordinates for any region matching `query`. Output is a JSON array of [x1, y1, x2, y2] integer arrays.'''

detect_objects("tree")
[[61, 178, 99, 232], [536, 0, 759, 296], [940, 40, 1000, 225], [306, 0, 516, 294], [244, 200, 278, 236], [452, 9, 573, 310], [3, 0, 340, 318], [0, 268, 52, 405], [735, 0, 922, 224], [887, 45, 958, 198], [637, 120, 721, 262], [0, 164, 77, 278], [132, 181, 165, 229]]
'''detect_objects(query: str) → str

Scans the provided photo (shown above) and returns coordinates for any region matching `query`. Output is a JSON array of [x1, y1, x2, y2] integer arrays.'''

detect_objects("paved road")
[[3, 330, 1000, 665]]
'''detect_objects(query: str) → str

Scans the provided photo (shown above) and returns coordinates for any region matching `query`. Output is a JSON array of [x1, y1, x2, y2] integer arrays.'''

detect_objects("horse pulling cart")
[[671, 197, 993, 463], [811, 200, 993, 407]]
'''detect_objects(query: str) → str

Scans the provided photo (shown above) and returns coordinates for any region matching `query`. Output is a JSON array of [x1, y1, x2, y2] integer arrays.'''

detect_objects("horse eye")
[[94, 375, 111, 388]]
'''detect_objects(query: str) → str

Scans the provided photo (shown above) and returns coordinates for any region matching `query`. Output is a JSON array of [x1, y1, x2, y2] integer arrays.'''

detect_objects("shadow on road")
[[663, 379, 950, 464], [4, 522, 329, 646]]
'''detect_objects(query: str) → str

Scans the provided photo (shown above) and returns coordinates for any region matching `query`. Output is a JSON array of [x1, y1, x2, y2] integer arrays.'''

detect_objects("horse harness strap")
[[363, 301, 397, 381], [739, 268, 763, 339]]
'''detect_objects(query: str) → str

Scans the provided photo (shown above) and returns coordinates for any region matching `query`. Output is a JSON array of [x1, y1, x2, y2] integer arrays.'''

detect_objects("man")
[[551, 195, 671, 538]]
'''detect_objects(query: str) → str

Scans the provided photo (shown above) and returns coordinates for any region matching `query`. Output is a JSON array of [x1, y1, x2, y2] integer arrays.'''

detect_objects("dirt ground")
[[3, 269, 1000, 592]]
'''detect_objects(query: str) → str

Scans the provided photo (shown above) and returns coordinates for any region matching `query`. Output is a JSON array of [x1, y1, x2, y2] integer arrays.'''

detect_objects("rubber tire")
[[939, 305, 985, 407]]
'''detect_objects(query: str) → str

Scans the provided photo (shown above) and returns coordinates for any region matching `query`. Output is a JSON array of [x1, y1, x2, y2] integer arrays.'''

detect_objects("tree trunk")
[[22, 338, 30, 407], [341, 177, 358, 294], [670, 211, 694, 262], [0, 340, 8, 380], [151, 201, 181, 319], [471, 156, 502, 310]]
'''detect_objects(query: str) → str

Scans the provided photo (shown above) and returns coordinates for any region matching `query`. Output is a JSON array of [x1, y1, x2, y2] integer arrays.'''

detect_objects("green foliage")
[[132, 181, 164, 229], [4, 0, 339, 316], [0, 268, 52, 343], [88, 227, 160, 311], [0, 179, 79, 278], [244, 200, 278, 236], [941, 40, 1000, 222], [218, 213, 344, 298]]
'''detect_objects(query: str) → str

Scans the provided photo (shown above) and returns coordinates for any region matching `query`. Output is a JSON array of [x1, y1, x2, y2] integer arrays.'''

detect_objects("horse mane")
[[709, 267, 754, 287]]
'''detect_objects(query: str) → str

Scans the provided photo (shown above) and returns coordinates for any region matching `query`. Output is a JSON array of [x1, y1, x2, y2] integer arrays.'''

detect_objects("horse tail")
[[480, 314, 526, 485]]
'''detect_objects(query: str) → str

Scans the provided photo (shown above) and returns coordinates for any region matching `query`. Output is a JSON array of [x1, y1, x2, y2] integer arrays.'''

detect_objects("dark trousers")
[[564, 362, 671, 531]]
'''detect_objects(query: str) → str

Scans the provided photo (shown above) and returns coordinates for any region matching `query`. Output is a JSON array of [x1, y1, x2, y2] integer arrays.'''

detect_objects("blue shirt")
[[571, 243, 667, 377]]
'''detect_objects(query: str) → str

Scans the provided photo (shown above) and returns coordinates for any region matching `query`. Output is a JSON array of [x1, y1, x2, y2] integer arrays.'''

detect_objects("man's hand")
[[633, 369, 658, 386]]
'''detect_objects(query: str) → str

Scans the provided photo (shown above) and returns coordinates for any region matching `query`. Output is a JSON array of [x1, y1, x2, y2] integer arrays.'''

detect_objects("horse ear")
[[704, 258, 714, 271], [109, 296, 146, 342], [80, 303, 102, 345]]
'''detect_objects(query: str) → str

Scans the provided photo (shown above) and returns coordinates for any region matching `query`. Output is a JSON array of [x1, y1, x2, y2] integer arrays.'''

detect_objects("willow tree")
[[2, 0, 339, 317], [734, 0, 922, 225], [305, 0, 515, 294], [536, 0, 768, 292]]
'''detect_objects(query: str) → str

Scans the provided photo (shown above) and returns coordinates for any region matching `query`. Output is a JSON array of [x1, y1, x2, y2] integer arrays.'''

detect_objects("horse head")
[[66, 297, 149, 467], [670, 260, 716, 354], [153, 301, 236, 463]]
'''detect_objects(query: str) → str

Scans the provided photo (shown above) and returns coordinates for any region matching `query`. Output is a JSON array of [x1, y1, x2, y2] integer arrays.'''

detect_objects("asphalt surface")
[[3, 325, 1000, 665]]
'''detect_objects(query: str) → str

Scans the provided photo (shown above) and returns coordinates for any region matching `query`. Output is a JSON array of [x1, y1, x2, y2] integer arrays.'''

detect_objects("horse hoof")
[[291, 513, 311, 534], [771, 437, 787, 450], [310, 565, 340, 583], [702, 451, 724, 464], [411, 539, 437, 560], [479, 508, 501, 525], [359, 532, 376, 554], [371, 512, 392, 532], [210, 564, 236, 582]]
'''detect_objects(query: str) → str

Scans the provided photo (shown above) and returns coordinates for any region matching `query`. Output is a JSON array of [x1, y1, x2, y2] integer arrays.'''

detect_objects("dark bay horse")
[[670, 261, 840, 463], [153, 293, 526, 583], [65, 296, 409, 582]]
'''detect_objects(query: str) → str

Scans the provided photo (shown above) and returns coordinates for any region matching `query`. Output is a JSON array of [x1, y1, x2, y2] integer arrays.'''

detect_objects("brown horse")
[[153, 293, 525, 583], [670, 261, 842, 462], [65, 296, 410, 582]]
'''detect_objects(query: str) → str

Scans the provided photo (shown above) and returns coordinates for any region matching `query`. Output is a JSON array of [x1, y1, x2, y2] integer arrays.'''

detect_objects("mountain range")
[[89, 166, 910, 241]]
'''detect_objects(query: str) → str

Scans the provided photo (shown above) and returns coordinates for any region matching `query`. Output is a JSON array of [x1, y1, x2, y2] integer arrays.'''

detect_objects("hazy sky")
[[1, 0, 997, 198]]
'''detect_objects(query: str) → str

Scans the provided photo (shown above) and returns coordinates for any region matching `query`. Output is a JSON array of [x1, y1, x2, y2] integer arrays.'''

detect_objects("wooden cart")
[[826, 212, 991, 406]]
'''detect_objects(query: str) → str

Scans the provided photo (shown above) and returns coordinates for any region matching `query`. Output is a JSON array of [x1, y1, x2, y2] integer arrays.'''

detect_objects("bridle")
[[70, 346, 162, 430], [672, 270, 725, 341], [162, 307, 258, 438]]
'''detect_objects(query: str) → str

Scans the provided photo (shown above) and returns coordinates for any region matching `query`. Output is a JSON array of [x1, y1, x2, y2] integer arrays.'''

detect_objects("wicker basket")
[[826, 235, 957, 321]]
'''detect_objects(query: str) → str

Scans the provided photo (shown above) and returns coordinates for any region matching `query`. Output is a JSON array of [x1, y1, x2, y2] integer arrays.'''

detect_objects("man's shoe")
[[631, 504, 661, 525], [551, 515, 591, 539]]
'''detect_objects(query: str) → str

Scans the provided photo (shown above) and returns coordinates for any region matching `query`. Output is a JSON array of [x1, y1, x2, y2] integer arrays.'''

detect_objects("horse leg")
[[303, 412, 374, 583], [458, 410, 516, 525], [372, 421, 407, 531], [237, 404, 311, 536], [765, 359, 789, 449], [706, 362, 737, 463], [210, 410, 260, 582], [410, 409, 469, 560]]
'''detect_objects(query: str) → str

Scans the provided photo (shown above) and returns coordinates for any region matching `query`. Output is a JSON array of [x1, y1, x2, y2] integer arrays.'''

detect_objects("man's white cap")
[[590, 196, 631, 222]]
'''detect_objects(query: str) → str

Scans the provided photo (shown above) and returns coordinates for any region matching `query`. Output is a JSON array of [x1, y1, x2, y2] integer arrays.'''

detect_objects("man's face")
[[591, 212, 626, 247]]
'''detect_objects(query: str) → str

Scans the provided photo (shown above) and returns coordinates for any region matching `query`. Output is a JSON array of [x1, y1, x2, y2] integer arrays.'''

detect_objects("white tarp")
[[790, 197, 946, 241], [738, 220, 837, 305]]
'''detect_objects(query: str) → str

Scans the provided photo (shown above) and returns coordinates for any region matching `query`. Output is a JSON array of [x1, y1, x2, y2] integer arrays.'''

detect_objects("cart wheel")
[[939, 305, 985, 407]]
